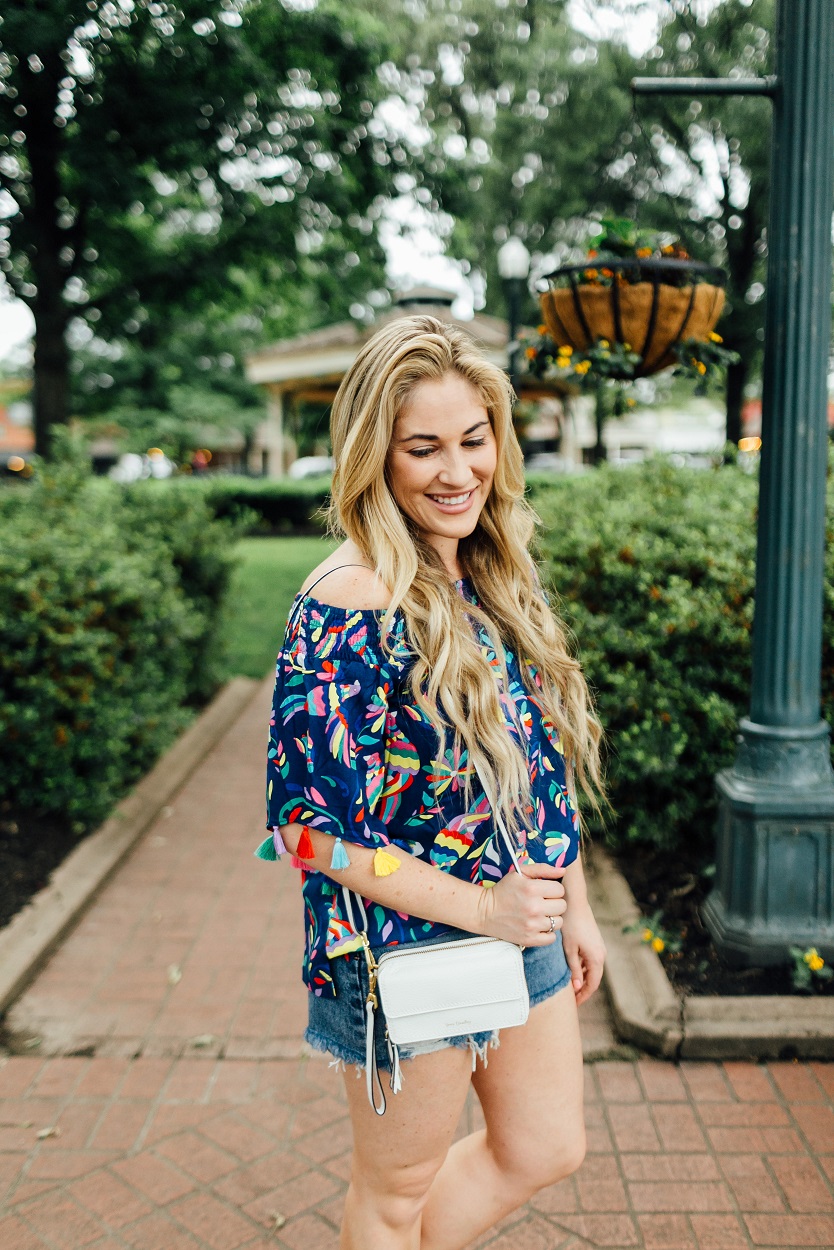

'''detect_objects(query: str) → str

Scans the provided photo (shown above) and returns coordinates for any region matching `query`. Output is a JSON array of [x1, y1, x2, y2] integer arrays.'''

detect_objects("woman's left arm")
[[560, 853, 607, 1005]]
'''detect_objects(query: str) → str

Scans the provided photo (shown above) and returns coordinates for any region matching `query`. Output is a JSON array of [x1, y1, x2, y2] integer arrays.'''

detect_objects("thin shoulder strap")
[[287, 563, 373, 633], [303, 563, 372, 599]]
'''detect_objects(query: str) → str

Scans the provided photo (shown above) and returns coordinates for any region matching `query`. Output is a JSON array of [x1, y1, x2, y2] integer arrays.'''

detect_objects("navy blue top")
[[262, 578, 579, 997]]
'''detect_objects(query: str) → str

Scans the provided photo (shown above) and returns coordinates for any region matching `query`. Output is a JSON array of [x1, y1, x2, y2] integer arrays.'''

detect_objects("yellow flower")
[[809, 954, 825, 972], [709, 331, 723, 343], [652, 936, 665, 953], [641, 927, 653, 943], [623, 342, 632, 351], [696, 361, 707, 375], [574, 360, 591, 375], [804, 947, 821, 966], [558, 345, 573, 356], [599, 339, 610, 348]]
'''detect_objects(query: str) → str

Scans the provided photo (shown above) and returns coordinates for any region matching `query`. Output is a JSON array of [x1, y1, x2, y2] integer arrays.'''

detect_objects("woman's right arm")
[[279, 822, 567, 948]]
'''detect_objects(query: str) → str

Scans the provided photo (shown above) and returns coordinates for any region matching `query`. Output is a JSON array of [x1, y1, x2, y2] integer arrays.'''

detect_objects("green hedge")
[[530, 459, 794, 855], [200, 474, 331, 534], [0, 460, 240, 834]]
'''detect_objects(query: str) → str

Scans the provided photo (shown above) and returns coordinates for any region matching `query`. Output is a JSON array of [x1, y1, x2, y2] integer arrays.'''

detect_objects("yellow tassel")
[[373, 847, 401, 877]]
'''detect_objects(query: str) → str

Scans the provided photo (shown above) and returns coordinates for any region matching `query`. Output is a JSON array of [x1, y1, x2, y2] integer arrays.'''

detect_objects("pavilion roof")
[[245, 288, 569, 399]]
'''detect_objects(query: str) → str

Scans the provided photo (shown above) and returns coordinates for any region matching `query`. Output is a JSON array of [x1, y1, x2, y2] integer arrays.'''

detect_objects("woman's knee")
[[490, 1124, 586, 1197]]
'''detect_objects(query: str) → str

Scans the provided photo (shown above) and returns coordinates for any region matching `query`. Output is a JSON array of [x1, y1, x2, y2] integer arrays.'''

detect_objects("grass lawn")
[[220, 535, 338, 679]]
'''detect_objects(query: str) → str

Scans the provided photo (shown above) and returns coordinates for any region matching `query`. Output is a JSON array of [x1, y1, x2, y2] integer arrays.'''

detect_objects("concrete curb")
[[587, 846, 834, 1060], [0, 676, 261, 1021]]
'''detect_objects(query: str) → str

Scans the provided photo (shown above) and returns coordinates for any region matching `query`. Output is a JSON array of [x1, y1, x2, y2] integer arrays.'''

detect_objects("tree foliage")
[[0, 0, 400, 452], [383, 0, 773, 436]]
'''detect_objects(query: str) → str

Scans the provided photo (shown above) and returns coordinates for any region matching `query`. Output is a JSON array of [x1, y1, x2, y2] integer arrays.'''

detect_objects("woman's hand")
[[560, 897, 606, 1005], [477, 862, 567, 946]]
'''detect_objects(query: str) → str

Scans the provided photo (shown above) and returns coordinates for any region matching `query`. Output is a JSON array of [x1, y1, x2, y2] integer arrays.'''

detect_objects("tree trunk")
[[725, 357, 748, 447], [593, 382, 607, 464], [32, 302, 70, 459], [22, 48, 71, 459]]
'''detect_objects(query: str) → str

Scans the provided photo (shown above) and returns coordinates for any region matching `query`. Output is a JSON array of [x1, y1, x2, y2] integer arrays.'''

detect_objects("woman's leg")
[[419, 982, 585, 1250], [340, 1044, 475, 1250]]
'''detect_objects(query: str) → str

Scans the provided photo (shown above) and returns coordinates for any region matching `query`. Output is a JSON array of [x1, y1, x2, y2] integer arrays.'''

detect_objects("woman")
[[258, 315, 606, 1250]]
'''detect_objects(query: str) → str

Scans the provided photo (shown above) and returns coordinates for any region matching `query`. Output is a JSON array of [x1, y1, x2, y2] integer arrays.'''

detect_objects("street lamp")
[[497, 237, 531, 400], [634, 0, 834, 966]]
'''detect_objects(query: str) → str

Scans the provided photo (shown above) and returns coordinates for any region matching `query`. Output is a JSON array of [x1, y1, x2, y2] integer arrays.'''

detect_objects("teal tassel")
[[254, 835, 277, 861], [330, 838, 351, 870]]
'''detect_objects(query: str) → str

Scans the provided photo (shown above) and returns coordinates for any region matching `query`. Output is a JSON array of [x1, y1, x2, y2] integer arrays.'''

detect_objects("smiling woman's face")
[[387, 371, 497, 575]]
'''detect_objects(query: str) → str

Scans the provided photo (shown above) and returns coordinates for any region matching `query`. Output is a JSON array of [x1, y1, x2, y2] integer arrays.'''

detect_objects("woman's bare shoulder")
[[299, 546, 391, 610]]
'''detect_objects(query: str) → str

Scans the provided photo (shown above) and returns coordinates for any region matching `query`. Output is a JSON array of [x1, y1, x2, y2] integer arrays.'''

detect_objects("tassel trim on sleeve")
[[255, 833, 277, 861], [330, 838, 351, 870], [373, 847, 401, 877], [296, 828, 315, 859]]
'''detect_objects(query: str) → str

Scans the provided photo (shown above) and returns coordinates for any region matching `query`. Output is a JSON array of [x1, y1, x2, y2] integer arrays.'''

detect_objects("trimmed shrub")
[[529, 460, 762, 855], [0, 458, 240, 834], [117, 478, 242, 702], [200, 475, 331, 534]]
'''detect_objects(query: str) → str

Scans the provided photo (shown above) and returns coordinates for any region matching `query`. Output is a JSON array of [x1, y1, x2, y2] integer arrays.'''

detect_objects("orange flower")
[[537, 324, 547, 336], [584, 268, 599, 280], [525, 346, 537, 360], [636, 246, 652, 258], [587, 249, 598, 258], [601, 267, 614, 278]]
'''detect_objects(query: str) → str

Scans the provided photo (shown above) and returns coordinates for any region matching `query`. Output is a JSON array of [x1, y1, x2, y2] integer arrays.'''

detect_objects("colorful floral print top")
[[260, 578, 579, 998]]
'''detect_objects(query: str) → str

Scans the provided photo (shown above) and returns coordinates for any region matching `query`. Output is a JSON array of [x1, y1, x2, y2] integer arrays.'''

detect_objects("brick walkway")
[[1, 680, 833, 1250]]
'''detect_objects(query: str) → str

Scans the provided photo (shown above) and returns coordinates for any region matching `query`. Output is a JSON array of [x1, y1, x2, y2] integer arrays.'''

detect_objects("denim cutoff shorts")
[[305, 928, 572, 1072]]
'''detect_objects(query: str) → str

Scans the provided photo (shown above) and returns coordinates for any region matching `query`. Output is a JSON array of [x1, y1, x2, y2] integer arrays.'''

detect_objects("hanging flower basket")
[[539, 257, 727, 379]]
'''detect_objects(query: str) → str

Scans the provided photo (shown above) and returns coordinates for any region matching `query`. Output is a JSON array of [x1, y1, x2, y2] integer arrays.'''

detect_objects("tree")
[[384, 0, 772, 442], [0, 0, 397, 455], [625, 0, 773, 443]]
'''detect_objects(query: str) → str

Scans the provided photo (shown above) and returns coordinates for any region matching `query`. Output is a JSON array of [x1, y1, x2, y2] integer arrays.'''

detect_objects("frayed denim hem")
[[304, 1028, 365, 1070], [304, 1025, 499, 1073]]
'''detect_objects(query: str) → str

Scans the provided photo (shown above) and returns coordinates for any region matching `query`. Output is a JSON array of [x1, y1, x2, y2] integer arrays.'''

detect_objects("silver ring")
[[547, 915, 557, 933]]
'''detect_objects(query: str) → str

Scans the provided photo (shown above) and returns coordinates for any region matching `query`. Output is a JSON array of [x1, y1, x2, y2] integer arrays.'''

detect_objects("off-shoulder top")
[[259, 575, 579, 997]]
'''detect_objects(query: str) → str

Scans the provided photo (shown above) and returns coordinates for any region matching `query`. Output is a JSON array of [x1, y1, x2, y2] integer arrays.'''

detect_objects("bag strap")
[[344, 757, 524, 1115]]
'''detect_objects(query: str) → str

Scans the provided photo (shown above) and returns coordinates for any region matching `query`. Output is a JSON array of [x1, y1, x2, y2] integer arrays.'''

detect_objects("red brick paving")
[[1, 680, 833, 1248]]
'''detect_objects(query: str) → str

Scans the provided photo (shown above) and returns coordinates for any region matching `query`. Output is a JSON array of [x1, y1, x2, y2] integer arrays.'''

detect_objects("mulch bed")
[[0, 805, 82, 931], [615, 845, 833, 997]]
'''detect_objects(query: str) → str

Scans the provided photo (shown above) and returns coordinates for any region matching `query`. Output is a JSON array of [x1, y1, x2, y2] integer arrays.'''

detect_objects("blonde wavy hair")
[[328, 314, 604, 834]]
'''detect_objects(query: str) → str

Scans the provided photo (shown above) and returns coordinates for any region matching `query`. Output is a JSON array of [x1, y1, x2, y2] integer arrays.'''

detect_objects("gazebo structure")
[[244, 287, 568, 476]]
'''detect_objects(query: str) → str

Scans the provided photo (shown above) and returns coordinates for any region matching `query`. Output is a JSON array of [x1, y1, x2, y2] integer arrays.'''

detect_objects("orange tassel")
[[296, 828, 315, 860]]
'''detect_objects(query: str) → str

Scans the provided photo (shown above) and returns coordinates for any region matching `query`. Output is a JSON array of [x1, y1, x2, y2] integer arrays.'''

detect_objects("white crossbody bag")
[[343, 762, 530, 1115]]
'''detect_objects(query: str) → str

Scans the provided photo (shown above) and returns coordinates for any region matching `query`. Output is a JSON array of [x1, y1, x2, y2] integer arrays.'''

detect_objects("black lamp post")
[[497, 237, 531, 400]]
